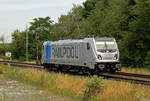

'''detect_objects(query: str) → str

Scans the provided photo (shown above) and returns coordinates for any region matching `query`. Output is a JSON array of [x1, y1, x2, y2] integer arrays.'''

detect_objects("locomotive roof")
[[43, 37, 116, 45], [95, 37, 115, 41], [55, 37, 115, 42], [58, 39, 83, 42]]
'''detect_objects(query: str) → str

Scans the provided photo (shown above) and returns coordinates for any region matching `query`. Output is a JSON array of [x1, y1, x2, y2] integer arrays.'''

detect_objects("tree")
[[55, 5, 83, 39], [144, 51, 150, 69], [28, 17, 54, 60], [29, 16, 54, 41], [10, 0, 150, 68], [11, 17, 54, 60], [82, 0, 102, 18], [11, 30, 26, 59], [0, 35, 5, 44], [82, 0, 132, 39], [0, 35, 6, 55], [122, 0, 150, 67]]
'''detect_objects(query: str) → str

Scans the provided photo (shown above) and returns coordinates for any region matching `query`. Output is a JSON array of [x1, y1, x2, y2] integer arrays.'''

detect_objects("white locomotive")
[[41, 37, 121, 73]]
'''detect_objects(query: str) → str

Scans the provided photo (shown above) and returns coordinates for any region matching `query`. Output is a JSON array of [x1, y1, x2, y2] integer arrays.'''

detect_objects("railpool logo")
[[51, 45, 79, 59]]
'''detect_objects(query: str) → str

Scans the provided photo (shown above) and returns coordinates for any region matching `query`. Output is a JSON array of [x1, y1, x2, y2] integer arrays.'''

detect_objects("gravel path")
[[0, 80, 75, 101]]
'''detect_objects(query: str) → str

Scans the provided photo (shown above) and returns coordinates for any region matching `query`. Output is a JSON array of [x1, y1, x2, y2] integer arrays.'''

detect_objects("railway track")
[[0, 61, 44, 69], [99, 72, 150, 86], [0, 61, 150, 86]]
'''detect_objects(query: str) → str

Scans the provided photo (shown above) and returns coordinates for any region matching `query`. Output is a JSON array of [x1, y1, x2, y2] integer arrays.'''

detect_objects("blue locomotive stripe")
[[46, 41, 51, 63]]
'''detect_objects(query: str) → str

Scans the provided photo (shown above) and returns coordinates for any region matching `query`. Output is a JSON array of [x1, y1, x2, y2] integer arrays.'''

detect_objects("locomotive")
[[41, 37, 121, 73]]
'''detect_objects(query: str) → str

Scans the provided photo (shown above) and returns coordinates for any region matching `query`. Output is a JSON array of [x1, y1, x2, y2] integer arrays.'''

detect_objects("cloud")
[[0, 0, 86, 43], [0, 0, 85, 12], [0, 2, 67, 12]]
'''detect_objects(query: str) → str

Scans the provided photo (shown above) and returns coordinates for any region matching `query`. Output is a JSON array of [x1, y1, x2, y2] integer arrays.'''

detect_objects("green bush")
[[83, 75, 103, 101]]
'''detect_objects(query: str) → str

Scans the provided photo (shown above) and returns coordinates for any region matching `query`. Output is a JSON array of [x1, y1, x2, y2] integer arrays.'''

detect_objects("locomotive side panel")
[[46, 42, 52, 63], [50, 42, 87, 67], [84, 43, 97, 69], [41, 42, 51, 65], [42, 41, 97, 69]]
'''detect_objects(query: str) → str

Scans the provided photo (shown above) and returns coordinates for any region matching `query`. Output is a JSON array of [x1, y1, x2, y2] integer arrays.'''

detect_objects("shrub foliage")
[[83, 75, 103, 100]]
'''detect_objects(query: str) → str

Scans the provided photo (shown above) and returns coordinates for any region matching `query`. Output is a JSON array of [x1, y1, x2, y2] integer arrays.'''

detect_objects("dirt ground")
[[0, 75, 75, 101]]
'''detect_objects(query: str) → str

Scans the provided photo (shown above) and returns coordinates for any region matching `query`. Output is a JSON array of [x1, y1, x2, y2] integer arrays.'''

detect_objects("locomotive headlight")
[[97, 55, 102, 60], [113, 54, 118, 60]]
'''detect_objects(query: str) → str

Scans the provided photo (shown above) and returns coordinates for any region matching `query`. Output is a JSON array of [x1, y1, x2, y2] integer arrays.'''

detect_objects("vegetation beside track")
[[122, 68, 150, 75], [0, 65, 150, 101]]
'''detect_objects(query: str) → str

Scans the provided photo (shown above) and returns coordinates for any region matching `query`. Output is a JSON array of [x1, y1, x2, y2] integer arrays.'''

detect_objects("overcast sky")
[[0, 0, 86, 43]]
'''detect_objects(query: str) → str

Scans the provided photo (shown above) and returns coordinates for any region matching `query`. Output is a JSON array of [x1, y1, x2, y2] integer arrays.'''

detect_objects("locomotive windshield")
[[96, 41, 117, 53]]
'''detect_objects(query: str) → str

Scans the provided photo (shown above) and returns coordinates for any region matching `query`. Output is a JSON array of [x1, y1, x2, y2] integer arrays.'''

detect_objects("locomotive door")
[[46, 42, 51, 63]]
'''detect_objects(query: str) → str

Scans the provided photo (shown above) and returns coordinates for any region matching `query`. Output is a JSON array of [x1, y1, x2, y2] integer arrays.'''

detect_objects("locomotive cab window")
[[96, 40, 117, 53]]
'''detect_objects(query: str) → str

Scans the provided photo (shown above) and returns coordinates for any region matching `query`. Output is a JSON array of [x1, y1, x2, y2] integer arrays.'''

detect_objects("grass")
[[1, 65, 84, 100], [10, 59, 37, 64], [98, 80, 150, 101], [0, 65, 150, 101], [122, 67, 150, 75]]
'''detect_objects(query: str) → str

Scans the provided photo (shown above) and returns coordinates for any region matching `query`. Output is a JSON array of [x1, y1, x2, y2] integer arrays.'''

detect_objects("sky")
[[0, 0, 86, 43]]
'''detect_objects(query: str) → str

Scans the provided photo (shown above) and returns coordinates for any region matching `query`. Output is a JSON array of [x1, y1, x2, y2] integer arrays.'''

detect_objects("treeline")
[[7, 0, 150, 68]]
